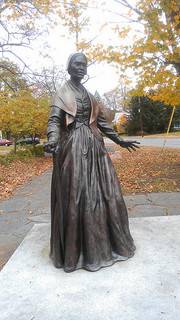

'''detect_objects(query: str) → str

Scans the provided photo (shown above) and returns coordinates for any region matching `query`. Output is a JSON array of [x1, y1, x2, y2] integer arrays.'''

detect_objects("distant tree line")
[[124, 96, 180, 135]]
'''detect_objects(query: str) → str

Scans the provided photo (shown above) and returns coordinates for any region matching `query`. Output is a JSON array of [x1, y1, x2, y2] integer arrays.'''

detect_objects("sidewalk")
[[0, 169, 180, 269]]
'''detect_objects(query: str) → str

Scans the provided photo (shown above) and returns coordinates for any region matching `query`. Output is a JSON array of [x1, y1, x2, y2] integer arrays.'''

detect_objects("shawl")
[[51, 81, 100, 127]]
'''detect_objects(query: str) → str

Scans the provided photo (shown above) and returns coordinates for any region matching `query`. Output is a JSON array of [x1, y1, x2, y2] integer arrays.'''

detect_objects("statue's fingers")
[[55, 145, 59, 152], [132, 143, 140, 149], [127, 147, 132, 152], [129, 141, 140, 145], [54, 145, 59, 154], [130, 145, 137, 151], [48, 147, 53, 153], [51, 146, 57, 153]]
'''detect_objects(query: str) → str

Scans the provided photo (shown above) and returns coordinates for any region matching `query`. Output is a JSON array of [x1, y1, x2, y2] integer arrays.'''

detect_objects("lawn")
[[143, 131, 180, 138]]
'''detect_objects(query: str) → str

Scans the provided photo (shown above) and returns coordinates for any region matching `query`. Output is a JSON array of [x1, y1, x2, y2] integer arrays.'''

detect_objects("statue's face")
[[68, 55, 87, 80]]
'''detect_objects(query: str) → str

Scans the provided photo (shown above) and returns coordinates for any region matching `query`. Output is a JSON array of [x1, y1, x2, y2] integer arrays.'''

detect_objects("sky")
[[26, 1, 123, 94], [42, 0, 127, 94], [8, 0, 138, 95]]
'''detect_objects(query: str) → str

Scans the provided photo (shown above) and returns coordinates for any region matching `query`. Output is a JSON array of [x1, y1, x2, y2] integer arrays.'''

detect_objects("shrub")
[[28, 145, 45, 157], [15, 148, 33, 159], [0, 147, 33, 165], [0, 153, 17, 165], [0, 145, 45, 165]]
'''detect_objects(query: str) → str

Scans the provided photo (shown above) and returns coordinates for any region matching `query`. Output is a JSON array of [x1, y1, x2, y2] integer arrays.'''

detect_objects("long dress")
[[47, 80, 135, 272]]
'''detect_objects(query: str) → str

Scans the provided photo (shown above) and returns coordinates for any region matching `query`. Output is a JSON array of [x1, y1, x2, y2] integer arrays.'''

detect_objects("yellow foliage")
[[98, 0, 180, 107], [116, 114, 128, 134], [0, 90, 49, 139]]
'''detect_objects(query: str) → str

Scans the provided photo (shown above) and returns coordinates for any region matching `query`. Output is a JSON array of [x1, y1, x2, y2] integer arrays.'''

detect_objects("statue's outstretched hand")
[[44, 141, 58, 154], [118, 140, 140, 152]]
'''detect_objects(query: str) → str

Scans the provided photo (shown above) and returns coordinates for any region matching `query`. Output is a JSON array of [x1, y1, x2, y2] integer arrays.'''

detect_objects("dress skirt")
[[50, 123, 135, 272]]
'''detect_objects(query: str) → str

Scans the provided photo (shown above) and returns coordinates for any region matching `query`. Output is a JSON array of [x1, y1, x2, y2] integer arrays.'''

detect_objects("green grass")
[[144, 131, 180, 137], [0, 145, 14, 155]]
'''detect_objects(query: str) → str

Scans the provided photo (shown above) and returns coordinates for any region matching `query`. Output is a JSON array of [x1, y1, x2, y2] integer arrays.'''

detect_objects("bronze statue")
[[45, 52, 140, 272]]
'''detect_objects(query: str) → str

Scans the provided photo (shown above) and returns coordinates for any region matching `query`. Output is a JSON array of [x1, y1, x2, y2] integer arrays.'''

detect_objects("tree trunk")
[[14, 138, 17, 154]]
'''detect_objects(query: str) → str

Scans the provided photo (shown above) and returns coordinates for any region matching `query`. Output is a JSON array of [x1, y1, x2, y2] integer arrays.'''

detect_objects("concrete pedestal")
[[1, 216, 180, 320]]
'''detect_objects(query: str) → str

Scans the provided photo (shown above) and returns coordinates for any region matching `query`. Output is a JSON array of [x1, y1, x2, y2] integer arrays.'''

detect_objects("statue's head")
[[67, 52, 87, 81]]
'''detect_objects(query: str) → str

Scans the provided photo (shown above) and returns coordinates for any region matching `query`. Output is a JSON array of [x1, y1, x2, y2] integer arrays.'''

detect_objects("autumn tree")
[[0, 1, 99, 90], [105, 0, 180, 107], [58, 0, 91, 51], [116, 114, 128, 134], [0, 59, 28, 92], [0, 86, 49, 152], [0, 59, 30, 142], [0, 90, 34, 151], [0, 0, 57, 77], [28, 95, 49, 139], [57, 0, 109, 65]]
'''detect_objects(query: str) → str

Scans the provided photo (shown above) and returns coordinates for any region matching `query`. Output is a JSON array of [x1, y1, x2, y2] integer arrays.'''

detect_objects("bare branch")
[[1, 49, 34, 74], [0, 75, 16, 92], [114, 0, 142, 15]]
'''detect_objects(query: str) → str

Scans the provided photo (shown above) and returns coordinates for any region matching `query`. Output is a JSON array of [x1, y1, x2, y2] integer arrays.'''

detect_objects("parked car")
[[174, 122, 180, 131], [16, 137, 40, 145], [0, 139, 13, 146]]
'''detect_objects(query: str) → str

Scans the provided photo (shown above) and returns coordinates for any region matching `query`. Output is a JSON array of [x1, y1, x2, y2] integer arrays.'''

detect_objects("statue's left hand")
[[44, 141, 58, 154], [118, 140, 140, 152]]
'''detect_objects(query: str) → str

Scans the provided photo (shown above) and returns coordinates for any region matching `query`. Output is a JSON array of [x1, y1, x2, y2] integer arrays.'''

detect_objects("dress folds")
[[47, 80, 135, 272]]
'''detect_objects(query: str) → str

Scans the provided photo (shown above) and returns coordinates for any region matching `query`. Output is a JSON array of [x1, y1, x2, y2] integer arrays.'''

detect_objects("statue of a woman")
[[45, 52, 139, 272]]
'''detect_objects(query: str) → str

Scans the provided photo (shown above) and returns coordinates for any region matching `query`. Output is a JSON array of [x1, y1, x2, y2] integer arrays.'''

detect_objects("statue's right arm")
[[45, 105, 65, 153]]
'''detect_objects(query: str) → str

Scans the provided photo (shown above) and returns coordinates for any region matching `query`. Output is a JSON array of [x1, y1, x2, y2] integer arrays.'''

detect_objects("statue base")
[[1, 217, 180, 320]]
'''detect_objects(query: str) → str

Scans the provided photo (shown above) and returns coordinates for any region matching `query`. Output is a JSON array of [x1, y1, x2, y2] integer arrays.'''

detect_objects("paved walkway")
[[0, 169, 180, 269]]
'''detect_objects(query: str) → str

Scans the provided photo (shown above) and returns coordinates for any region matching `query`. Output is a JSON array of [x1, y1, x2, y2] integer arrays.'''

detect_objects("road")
[[105, 136, 180, 148]]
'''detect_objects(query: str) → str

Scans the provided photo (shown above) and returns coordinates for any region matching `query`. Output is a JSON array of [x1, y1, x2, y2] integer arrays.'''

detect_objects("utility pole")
[[166, 106, 176, 134], [138, 96, 144, 137]]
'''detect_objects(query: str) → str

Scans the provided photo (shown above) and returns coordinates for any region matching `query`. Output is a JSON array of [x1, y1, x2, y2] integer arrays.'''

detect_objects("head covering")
[[66, 52, 88, 74]]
